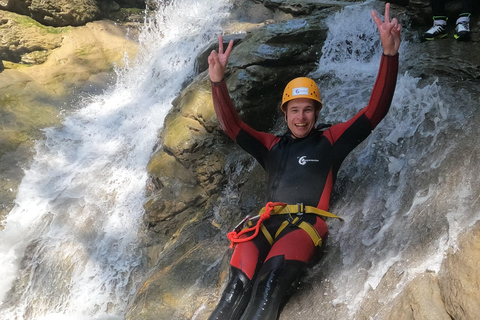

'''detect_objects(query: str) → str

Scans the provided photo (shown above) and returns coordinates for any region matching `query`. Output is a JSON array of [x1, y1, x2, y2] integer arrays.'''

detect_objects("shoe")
[[422, 19, 447, 41], [454, 16, 471, 41]]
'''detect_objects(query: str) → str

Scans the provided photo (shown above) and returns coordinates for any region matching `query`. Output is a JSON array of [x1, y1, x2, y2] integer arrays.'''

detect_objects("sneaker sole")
[[454, 33, 471, 41], [424, 33, 448, 41]]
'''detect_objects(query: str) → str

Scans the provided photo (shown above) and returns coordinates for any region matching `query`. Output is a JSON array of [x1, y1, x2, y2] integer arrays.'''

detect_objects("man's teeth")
[[295, 124, 306, 127]]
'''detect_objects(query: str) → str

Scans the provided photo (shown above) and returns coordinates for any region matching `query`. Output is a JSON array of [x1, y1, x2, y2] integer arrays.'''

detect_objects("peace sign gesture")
[[208, 35, 234, 82], [371, 3, 402, 56]]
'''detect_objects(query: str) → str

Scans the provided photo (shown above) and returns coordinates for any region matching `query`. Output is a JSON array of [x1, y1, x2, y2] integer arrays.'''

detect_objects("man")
[[207, 3, 401, 320]]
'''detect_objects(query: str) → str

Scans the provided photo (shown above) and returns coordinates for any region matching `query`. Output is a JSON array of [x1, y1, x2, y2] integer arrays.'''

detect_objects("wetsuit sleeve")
[[363, 53, 399, 128], [211, 79, 280, 168], [325, 53, 399, 143], [211, 79, 243, 140]]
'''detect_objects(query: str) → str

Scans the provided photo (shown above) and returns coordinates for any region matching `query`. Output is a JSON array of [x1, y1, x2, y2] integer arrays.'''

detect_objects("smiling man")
[[207, 3, 401, 320], [282, 77, 321, 139]]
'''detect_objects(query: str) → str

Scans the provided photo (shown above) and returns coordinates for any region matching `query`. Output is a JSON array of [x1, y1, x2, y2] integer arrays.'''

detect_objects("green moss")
[[3, 61, 33, 69], [0, 94, 61, 156], [13, 14, 71, 34]]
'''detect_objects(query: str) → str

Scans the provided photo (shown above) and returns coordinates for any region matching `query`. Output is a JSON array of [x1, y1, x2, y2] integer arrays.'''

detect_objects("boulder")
[[0, 0, 146, 27], [259, 0, 355, 15], [438, 221, 480, 319], [0, 0, 101, 27], [0, 10, 65, 64], [383, 273, 451, 320]]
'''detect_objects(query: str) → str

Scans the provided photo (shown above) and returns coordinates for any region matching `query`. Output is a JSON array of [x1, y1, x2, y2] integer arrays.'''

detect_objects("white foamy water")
[[0, 0, 230, 319], [303, 3, 480, 317]]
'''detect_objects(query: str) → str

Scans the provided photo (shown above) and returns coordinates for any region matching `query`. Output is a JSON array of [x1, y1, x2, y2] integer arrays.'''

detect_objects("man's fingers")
[[224, 40, 234, 57], [391, 17, 399, 27], [218, 35, 224, 54], [371, 10, 382, 28], [384, 3, 390, 23], [208, 50, 219, 66], [370, 10, 380, 27]]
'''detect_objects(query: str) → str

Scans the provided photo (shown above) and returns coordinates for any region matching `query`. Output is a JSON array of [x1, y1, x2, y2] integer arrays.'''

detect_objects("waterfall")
[[0, 0, 230, 319], [295, 3, 480, 317]]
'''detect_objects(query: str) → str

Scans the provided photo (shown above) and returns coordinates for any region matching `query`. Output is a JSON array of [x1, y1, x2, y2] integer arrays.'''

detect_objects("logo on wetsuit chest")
[[298, 156, 319, 165]]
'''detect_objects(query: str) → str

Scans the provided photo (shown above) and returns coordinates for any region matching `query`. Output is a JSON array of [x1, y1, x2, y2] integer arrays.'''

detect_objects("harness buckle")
[[287, 214, 303, 227], [297, 203, 305, 216]]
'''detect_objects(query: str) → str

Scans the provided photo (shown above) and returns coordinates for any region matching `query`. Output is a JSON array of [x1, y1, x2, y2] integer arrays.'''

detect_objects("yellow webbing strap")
[[246, 220, 274, 245], [241, 203, 341, 248], [261, 225, 274, 245], [298, 221, 323, 246], [274, 217, 323, 247], [275, 220, 289, 239], [258, 204, 344, 221]]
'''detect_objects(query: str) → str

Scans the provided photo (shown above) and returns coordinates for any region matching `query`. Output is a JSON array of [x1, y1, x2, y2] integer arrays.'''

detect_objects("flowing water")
[[2, 1, 479, 319], [285, 3, 480, 318], [0, 0, 230, 319]]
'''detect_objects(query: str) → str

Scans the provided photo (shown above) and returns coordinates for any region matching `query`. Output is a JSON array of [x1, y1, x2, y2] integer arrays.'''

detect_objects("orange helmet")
[[281, 77, 322, 112]]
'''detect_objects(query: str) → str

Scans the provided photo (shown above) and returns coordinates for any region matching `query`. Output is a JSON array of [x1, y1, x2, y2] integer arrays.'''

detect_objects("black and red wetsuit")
[[208, 54, 399, 320]]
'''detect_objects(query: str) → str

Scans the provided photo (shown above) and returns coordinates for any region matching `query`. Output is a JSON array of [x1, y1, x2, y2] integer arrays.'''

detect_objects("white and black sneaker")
[[454, 15, 471, 41], [422, 18, 448, 41]]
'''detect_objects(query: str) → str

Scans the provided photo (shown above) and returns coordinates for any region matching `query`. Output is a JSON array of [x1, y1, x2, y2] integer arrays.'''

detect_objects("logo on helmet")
[[292, 87, 309, 96]]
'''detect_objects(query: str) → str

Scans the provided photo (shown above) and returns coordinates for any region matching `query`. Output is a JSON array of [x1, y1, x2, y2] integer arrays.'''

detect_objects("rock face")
[[127, 1, 480, 320], [0, 10, 65, 64], [0, 0, 146, 27], [0, 0, 101, 26]]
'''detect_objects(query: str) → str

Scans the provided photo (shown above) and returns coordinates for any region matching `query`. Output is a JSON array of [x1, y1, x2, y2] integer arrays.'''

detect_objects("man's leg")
[[239, 216, 328, 320], [423, 0, 448, 40], [454, 0, 473, 40], [431, 0, 447, 17], [208, 232, 271, 320]]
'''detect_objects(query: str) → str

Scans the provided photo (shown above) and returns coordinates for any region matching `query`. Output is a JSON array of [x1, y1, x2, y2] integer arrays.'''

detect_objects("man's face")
[[285, 98, 318, 138]]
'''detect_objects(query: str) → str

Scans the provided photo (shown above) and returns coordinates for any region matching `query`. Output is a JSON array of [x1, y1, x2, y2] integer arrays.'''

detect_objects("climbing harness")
[[227, 202, 343, 249]]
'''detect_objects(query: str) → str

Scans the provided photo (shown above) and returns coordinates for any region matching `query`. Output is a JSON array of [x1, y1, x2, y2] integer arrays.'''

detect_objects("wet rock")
[[438, 221, 480, 319], [0, 10, 65, 64], [385, 273, 451, 320], [126, 228, 229, 320], [259, 0, 353, 15], [0, 0, 147, 27], [0, 0, 101, 27]]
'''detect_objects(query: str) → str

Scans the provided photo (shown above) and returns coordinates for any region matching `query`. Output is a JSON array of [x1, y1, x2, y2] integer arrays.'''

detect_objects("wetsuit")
[[208, 53, 399, 320], [430, 0, 473, 17]]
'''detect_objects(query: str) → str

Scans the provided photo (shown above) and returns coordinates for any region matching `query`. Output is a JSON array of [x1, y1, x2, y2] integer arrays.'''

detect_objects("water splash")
[[297, 3, 480, 317], [0, 0, 230, 319]]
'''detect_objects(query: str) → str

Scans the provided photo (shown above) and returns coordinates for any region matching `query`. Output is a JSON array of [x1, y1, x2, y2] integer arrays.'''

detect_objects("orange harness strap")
[[227, 202, 285, 249]]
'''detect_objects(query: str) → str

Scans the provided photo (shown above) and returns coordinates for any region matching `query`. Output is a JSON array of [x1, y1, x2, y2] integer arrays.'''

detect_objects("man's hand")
[[208, 35, 234, 82], [371, 3, 401, 56]]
